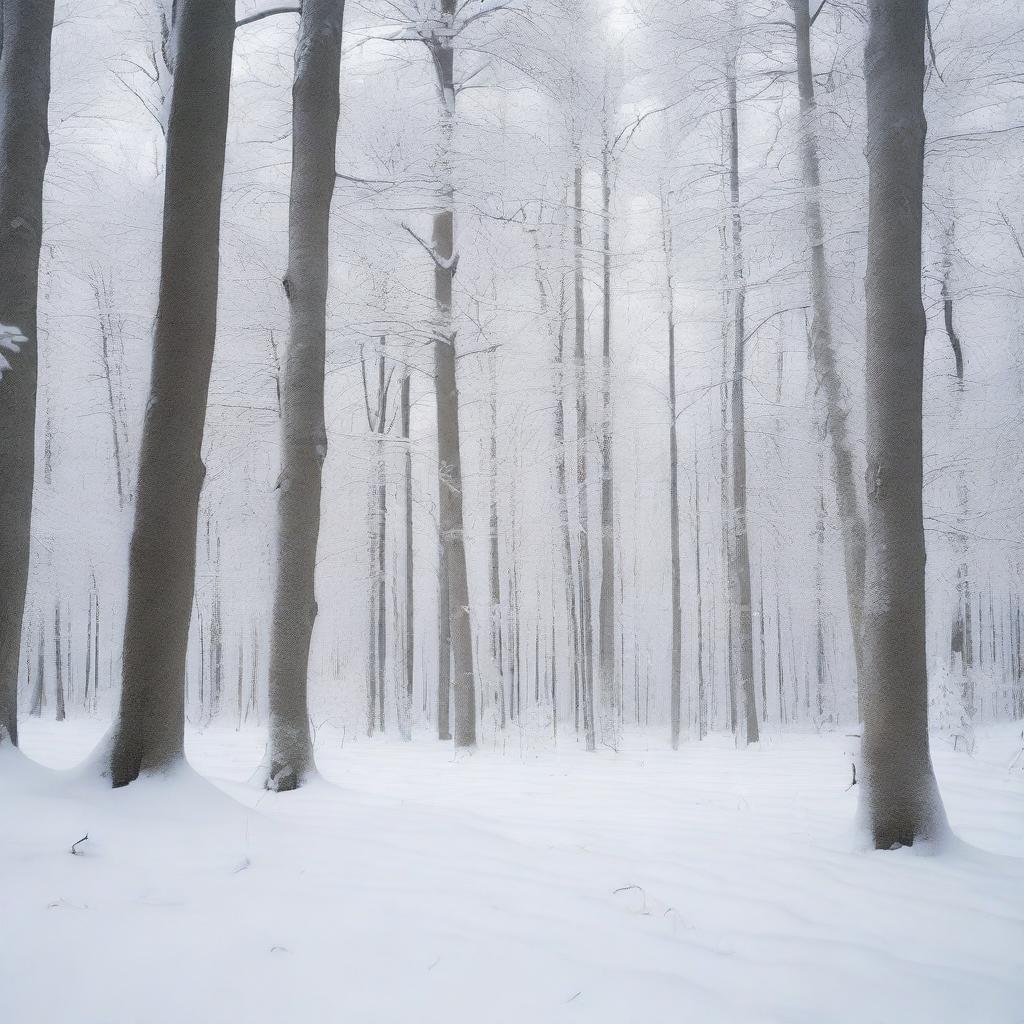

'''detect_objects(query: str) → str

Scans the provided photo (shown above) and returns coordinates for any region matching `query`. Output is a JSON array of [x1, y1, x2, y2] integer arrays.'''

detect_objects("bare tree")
[[571, 160, 597, 751], [401, 368, 415, 735], [0, 0, 56, 748], [262, 0, 345, 791], [725, 40, 760, 745], [660, 183, 683, 750], [104, 0, 235, 786], [597, 81, 617, 746], [418, 0, 477, 748], [360, 338, 391, 737], [859, 0, 948, 848], [786, 0, 868, 709]]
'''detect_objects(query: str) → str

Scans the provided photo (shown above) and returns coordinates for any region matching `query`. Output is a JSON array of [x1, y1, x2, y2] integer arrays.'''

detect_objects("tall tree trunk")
[[401, 369, 415, 734], [262, 0, 344, 791], [694, 443, 707, 739], [437, 534, 452, 740], [726, 56, 760, 745], [487, 349, 506, 729], [53, 601, 65, 722], [573, 161, 596, 752], [375, 433, 387, 733], [860, 0, 947, 848], [598, 131, 617, 745], [0, 0, 55, 748], [30, 619, 43, 718], [532, 221, 581, 746], [429, 0, 475, 747], [83, 590, 94, 710], [789, 0, 868, 715], [661, 185, 683, 750], [106, 0, 234, 786]]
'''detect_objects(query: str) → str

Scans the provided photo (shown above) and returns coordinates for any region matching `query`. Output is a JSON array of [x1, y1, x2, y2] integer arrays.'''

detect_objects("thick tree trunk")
[[106, 0, 234, 786], [263, 0, 344, 791], [437, 535, 452, 740], [430, 1, 475, 748], [790, 0, 868, 713], [0, 0, 55, 748], [661, 186, 683, 750], [725, 59, 760, 745], [860, 0, 947, 848]]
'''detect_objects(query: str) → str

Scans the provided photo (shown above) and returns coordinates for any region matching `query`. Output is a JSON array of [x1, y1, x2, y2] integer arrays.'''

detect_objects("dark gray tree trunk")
[[428, 0, 475, 747], [437, 535, 451, 740], [0, 0, 55, 748], [106, 0, 234, 786], [860, 0, 947, 848], [263, 0, 344, 791]]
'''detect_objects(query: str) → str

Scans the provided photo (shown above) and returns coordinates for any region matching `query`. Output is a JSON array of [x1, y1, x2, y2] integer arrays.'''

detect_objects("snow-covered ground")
[[3, 720, 1023, 1023]]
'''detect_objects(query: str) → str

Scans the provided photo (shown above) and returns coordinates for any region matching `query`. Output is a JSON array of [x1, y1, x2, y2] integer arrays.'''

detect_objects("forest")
[[1, 0, 1023, 1021]]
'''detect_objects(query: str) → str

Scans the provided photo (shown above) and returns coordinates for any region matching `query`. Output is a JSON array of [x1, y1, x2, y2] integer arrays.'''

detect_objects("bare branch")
[[236, 6, 300, 29]]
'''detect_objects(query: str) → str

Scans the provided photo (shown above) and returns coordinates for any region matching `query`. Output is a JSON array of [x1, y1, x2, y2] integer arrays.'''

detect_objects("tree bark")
[[598, 130, 617, 745], [263, 0, 344, 791], [661, 185, 683, 750], [573, 161, 596, 752], [694, 443, 707, 739], [53, 601, 65, 722], [429, 0, 475, 748], [0, 0, 55, 748], [401, 369, 415, 734], [530, 221, 579, 743], [725, 57, 760, 745], [790, 0, 869, 714], [487, 349, 506, 730], [860, 0, 948, 848], [437, 534, 452, 740], [106, 0, 234, 786]]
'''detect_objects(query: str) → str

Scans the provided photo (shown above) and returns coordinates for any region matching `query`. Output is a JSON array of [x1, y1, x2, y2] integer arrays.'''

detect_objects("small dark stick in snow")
[[70, 834, 88, 855]]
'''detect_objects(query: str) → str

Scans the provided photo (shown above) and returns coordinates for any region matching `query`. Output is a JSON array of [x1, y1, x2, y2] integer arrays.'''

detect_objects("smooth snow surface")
[[4, 722, 1023, 1023]]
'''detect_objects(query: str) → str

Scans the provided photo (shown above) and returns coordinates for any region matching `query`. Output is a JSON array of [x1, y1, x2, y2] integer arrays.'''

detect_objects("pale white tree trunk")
[[660, 184, 683, 750], [725, 53, 760, 745], [598, 124, 617, 746], [573, 160, 596, 752], [789, 0, 868, 710]]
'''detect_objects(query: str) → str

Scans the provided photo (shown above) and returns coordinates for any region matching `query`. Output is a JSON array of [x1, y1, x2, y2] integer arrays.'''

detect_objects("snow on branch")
[[401, 223, 459, 274], [0, 325, 29, 379]]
